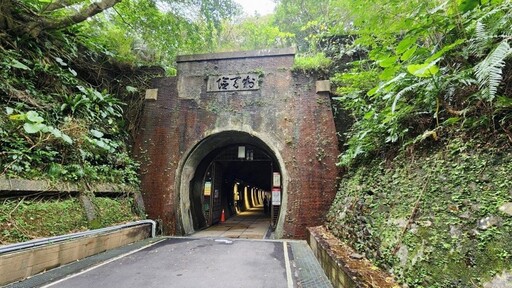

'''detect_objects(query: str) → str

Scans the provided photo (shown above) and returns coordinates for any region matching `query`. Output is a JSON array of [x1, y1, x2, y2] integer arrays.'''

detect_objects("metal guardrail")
[[0, 220, 157, 255]]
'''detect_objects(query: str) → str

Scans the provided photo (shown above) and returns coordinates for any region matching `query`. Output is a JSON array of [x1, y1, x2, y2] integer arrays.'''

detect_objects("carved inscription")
[[207, 74, 259, 92]]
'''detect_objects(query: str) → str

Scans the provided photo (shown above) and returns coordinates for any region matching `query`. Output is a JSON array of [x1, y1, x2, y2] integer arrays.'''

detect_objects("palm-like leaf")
[[474, 40, 512, 101]]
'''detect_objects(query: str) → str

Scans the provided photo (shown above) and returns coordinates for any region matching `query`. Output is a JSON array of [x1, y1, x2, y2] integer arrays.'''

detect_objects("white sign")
[[272, 172, 281, 187], [238, 146, 245, 158], [272, 188, 281, 205]]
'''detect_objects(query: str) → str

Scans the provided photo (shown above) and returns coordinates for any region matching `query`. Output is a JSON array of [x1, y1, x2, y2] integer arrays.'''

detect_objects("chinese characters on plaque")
[[207, 74, 259, 92]]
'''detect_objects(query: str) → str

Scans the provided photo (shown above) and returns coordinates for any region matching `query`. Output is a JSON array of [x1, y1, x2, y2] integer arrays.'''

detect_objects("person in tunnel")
[[263, 195, 269, 215]]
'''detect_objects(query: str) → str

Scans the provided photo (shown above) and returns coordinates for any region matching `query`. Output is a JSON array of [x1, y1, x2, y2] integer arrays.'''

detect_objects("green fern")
[[474, 40, 512, 101], [475, 21, 487, 42], [391, 79, 430, 113]]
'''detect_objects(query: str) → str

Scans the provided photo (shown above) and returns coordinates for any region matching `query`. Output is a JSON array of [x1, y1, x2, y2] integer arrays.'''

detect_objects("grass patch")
[[293, 52, 332, 72], [0, 196, 141, 244]]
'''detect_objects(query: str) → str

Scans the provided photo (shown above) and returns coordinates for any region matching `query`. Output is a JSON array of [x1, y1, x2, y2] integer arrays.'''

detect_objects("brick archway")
[[175, 130, 288, 236], [135, 48, 339, 239]]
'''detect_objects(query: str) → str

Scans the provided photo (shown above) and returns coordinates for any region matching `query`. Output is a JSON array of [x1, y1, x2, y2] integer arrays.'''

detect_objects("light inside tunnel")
[[189, 143, 281, 232], [244, 186, 250, 211], [237, 146, 245, 159], [178, 131, 286, 236]]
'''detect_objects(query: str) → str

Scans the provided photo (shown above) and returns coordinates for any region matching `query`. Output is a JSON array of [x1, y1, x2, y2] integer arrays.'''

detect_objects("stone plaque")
[[145, 88, 158, 100], [207, 74, 259, 92], [316, 80, 331, 93]]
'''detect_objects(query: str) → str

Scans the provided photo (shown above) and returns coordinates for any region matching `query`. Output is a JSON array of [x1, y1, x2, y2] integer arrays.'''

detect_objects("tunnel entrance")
[[192, 145, 279, 231], [178, 131, 285, 235], [136, 48, 340, 238]]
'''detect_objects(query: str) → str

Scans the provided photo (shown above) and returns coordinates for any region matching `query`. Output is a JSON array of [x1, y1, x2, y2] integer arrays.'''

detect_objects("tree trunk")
[[0, 0, 14, 31], [2, 0, 122, 37]]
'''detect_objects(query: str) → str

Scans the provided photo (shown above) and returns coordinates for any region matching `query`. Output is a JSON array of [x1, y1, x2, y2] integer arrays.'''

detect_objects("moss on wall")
[[326, 138, 512, 287]]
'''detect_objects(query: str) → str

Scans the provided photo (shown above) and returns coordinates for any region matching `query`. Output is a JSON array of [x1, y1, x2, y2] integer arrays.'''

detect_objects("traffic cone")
[[220, 209, 225, 222]]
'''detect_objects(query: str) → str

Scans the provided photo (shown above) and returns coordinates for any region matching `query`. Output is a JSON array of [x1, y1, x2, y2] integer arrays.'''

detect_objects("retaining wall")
[[307, 226, 400, 288], [0, 224, 152, 286]]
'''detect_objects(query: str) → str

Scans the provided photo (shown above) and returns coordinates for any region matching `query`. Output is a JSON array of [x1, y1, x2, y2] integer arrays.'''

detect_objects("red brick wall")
[[134, 49, 339, 238]]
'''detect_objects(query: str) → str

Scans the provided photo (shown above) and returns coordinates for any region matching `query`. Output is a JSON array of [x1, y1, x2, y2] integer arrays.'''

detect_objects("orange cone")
[[220, 209, 225, 222]]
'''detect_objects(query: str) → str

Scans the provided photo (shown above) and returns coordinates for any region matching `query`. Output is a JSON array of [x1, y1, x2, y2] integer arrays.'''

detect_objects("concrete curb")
[[0, 222, 154, 286], [307, 226, 400, 288]]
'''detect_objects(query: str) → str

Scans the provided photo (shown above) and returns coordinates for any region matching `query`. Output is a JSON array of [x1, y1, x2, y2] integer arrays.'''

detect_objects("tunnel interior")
[[188, 138, 282, 232]]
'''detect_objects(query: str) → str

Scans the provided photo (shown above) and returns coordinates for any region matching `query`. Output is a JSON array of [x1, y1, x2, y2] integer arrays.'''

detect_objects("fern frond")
[[474, 40, 512, 101], [391, 80, 430, 113], [475, 6, 505, 25], [475, 21, 487, 41]]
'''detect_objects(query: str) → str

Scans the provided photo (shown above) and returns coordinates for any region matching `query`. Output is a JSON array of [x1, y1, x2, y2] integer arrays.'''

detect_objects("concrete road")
[[192, 207, 270, 239], [41, 238, 294, 288]]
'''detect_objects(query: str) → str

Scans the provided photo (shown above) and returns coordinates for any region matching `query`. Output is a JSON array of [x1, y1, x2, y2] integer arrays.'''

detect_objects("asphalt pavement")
[[44, 237, 289, 288], [8, 236, 332, 288], [7, 208, 332, 288]]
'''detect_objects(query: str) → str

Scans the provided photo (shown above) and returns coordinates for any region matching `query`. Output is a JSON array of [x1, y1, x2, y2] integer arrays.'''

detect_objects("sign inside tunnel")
[[272, 172, 280, 187], [204, 181, 211, 196], [272, 188, 281, 205], [207, 74, 259, 92]]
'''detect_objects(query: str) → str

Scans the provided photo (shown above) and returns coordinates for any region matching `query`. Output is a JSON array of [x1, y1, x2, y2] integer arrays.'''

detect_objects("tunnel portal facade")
[[135, 48, 339, 239]]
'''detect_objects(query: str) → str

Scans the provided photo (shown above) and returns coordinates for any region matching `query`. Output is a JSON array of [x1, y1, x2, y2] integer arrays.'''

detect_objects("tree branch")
[[43, 0, 84, 12], [13, 0, 121, 37], [44, 0, 122, 30]]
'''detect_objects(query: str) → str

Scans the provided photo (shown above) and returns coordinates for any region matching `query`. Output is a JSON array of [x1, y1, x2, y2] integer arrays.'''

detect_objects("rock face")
[[483, 270, 512, 288], [135, 48, 340, 238], [477, 215, 502, 230], [499, 202, 512, 216], [325, 140, 512, 287]]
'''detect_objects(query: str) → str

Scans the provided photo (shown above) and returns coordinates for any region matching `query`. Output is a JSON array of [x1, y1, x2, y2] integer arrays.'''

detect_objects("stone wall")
[[308, 226, 400, 288]]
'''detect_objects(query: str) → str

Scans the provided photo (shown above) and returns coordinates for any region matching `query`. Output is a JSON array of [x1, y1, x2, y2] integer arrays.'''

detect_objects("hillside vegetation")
[[274, 0, 512, 286], [327, 139, 512, 286], [0, 0, 239, 243], [0, 0, 240, 182], [1, 0, 511, 286], [306, 0, 512, 286]]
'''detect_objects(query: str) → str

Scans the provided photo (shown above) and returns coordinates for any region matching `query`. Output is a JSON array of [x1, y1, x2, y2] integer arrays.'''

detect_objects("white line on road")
[[283, 241, 294, 288], [40, 239, 166, 288]]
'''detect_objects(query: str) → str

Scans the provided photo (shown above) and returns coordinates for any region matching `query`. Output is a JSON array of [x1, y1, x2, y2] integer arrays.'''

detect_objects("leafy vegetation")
[[0, 196, 139, 244], [271, 0, 512, 286], [265, 0, 512, 166], [216, 14, 294, 52], [292, 53, 332, 73], [0, 0, 241, 183], [80, 0, 241, 70], [326, 138, 512, 286], [0, 37, 140, 184], [0, 0, 240, 241], [328, 0, 512, 166]]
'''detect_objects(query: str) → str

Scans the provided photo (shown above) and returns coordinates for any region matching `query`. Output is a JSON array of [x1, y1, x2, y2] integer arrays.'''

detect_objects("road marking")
[[40, 239, 165, 288], [283, 241, 294, 288], [214, 239, 233, 244]]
